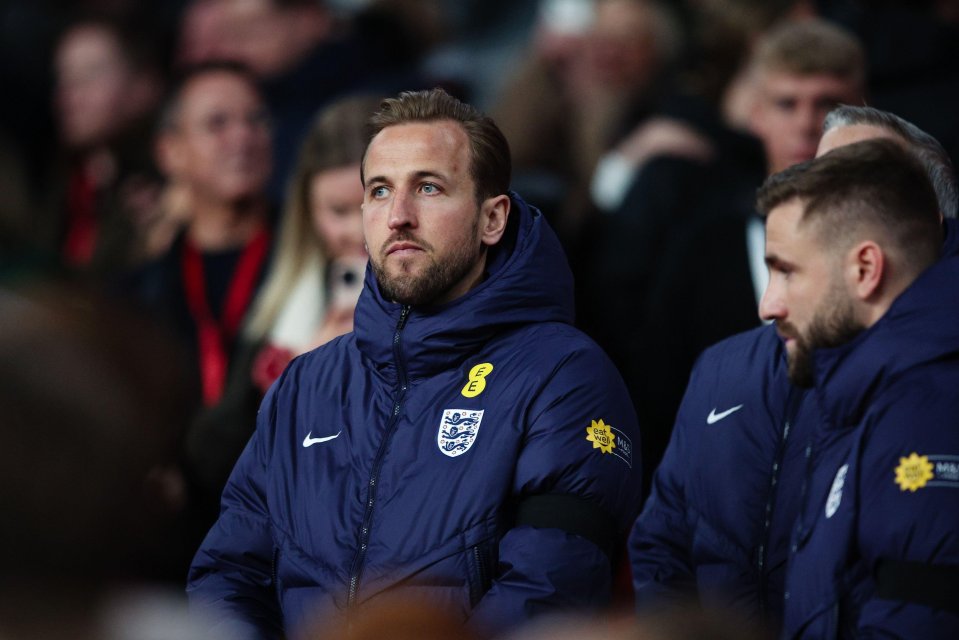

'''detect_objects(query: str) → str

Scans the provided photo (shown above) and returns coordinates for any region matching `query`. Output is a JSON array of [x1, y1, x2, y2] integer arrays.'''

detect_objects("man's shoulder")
[[500, 322, 619, 370], [278, 333, 360, 384], [865, 361, 959, 443], [697, 323, 781, 366], [676, 324, 792, 428]]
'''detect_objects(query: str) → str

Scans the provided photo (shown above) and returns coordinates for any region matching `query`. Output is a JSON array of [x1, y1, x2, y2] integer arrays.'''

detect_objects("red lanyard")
[[63, 168, 98, 267], [181, 225, 271, 406]]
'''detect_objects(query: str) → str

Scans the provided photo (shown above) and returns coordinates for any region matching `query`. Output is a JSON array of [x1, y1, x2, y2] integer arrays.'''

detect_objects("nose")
[[758, 279, 785, 323], [387, 190, 416, 230]]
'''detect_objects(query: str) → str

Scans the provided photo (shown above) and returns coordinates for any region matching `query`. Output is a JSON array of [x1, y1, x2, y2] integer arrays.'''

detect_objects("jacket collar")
[[352, 192, 574, 382], [811, 219, 959, 428]]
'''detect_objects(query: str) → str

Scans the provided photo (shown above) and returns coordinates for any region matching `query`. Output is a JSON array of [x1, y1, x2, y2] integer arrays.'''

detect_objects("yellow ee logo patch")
[[461, 362, 493, 398], [895, 452, 935, 492], [586, 419, 616, 454]]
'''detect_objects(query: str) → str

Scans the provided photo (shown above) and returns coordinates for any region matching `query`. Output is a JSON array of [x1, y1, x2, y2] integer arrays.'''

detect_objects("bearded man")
[[187, 88, 642, 639], [757, 138, 959, 638]]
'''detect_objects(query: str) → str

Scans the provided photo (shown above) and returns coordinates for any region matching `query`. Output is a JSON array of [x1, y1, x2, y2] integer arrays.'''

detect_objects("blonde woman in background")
[[246, 94, 379, 391]]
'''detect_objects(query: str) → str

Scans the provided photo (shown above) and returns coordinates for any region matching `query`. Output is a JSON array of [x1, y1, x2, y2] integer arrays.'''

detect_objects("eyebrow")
[[764, 253, 794, 271], [366, 169, 450, 186]]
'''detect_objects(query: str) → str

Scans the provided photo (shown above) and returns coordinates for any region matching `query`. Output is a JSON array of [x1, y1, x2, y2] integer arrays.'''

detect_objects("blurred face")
[[586, 0, 658, 89], [759, 199, 863, 386], [309, 163, 366, 260], [162, 71, 272, 206], [751, 71, 862, 174], [362, 121, 494, 306], [55, 24, 132, 148]]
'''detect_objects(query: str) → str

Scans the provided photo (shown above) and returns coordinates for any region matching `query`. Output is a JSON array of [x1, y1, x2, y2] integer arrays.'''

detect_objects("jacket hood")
[[353, 191, 575, 381], [812, 218, 959, 427]]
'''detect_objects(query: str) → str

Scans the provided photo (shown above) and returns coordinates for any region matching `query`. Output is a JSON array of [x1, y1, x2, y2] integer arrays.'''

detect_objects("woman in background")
[[246, 94, 379, 391]]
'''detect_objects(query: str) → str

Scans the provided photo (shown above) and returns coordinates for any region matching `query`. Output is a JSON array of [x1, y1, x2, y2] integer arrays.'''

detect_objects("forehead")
[[759, 71, 859, 99], [765, 198, 819, 254], [57, 25, 122, 66], [817, 123, 900, 157], [178, 72, 261, 116], [364, 121, 471, 178]]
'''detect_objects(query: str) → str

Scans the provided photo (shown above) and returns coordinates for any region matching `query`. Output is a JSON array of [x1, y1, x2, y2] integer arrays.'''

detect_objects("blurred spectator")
[[128, 60, 274, 550], [185, 94, 378, 518], [586, 13, 864, 489], [636, 19, 864, 464], [175, 0, 424, 204], [245, 94, 377, 388], [500, 607, 767, 640], [493, 0, 682, 249], [0, 280, 216, 638], [296, 594, 479, 640], [20, 15, 168, 282]]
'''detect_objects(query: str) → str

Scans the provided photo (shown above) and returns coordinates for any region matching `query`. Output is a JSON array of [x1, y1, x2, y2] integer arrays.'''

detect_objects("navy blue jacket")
[[783, 223, 959, 639], [187, 193, 642, 638], [629, 323, 815, 626]]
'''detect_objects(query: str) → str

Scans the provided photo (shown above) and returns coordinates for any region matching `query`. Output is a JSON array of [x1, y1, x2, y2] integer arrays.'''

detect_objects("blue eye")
[[371, 186, 388, 199], [421, 183, 438, 194]]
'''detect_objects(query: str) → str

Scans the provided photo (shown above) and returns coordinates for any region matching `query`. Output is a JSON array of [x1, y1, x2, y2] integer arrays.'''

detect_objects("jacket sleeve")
[[466, 342, 643, 637], [629, 369, 698, 610], [186, 383, 283, 639], [854, 384, 959, 638]]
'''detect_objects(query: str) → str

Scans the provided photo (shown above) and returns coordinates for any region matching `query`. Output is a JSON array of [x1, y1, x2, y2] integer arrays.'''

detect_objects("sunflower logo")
[[586, 419, 616, 455], [894, 453, 934, 492]]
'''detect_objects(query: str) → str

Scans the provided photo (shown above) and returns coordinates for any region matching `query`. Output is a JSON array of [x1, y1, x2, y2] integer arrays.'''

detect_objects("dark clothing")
[[636, 213, 764, 472], [783, 221, 959, 638], [581, 94, 765, 486], [630, 324, 813, 629], [187, 193, 643, 638], [128, 225, 274, 560]]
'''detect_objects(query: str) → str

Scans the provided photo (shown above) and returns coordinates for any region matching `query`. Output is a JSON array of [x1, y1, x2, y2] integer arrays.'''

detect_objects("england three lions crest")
[[437, 409, 484, 457]]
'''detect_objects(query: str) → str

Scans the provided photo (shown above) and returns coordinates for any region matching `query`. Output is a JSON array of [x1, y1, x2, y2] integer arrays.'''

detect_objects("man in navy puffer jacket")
[[630, 106, 959, 633], [759, 140, 959, 638], [187, 88, 642, 638]]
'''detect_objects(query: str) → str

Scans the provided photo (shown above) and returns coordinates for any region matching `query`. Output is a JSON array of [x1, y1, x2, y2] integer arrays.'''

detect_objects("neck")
[[187, 198, 267, 251]]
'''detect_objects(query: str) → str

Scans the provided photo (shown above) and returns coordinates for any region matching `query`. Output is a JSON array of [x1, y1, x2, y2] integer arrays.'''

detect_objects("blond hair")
[[246, 94, 380, 341], [751, 19, 865, 88]]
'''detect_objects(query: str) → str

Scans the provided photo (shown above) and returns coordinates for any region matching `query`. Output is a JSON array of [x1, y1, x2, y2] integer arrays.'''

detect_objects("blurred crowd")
[[3, 0, 959, 637]]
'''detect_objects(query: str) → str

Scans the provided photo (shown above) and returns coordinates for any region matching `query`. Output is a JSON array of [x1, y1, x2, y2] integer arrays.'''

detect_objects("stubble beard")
[[785, 281, 865, 388], [371, 218, 484, 307]]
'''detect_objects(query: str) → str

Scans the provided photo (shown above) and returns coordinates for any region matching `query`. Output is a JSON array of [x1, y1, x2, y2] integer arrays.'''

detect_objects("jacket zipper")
[[347, 305, 411, 608], [757, 387, 803, 619]]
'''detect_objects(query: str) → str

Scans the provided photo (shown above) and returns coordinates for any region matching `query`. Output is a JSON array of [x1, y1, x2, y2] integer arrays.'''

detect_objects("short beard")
[[372, 220, 484, 307], [786, 285, 865, 388]]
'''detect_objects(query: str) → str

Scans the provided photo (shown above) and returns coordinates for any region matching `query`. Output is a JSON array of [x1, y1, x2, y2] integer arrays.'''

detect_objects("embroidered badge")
[[895, 453, 935, 492], [437, 409, 484, 457], [825, 463, 849, 518], [586, 419, 616, 454], [461, 362, 493, 398]]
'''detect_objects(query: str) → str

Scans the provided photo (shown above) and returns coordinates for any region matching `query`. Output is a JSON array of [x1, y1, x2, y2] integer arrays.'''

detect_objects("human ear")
[[479, 194, 510, 247], [848, 240, 885, 301]]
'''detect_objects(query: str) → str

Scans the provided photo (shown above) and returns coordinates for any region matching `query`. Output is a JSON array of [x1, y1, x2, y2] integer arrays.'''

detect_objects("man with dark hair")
[[629, 108, 959, 633], [757, 139, 959, 638], [188, 88, 642, 638]]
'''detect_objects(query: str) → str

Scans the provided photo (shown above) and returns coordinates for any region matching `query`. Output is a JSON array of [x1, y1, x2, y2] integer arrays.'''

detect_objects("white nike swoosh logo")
[[302, 431, 342, 447], [706, 405, 744, 424]]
